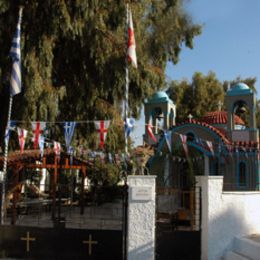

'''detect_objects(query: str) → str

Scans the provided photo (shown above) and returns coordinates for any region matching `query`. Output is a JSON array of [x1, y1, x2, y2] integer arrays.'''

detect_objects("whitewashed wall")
[[196, 176, 260, 260], [127, 176, 156, 260]]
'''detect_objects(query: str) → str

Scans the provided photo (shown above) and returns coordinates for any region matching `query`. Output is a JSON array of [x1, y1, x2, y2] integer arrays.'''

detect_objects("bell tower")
[[144, 91, 176, 145], [225, 82, 258, 143]]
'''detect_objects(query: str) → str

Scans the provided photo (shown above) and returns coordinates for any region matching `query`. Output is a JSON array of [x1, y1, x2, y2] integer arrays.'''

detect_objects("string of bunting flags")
[[4, 118, 259, 160]]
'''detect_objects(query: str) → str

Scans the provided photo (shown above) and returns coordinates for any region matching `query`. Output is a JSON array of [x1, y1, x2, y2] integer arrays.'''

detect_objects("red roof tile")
[[199, 111, 244, 125]]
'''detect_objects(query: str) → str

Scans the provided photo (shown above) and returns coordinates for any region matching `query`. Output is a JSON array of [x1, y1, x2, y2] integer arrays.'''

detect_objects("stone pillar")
[[127, 176, 156, 260]]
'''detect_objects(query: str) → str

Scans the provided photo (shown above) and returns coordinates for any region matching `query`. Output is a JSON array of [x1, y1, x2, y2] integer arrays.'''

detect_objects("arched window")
[[238, 162, 247, 187]]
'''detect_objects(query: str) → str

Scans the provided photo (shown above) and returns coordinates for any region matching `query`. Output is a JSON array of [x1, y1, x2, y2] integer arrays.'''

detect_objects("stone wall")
[[196, 176, 260, 260]]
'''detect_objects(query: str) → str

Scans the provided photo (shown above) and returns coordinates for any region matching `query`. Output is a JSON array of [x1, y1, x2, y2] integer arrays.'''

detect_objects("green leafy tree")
[[0, 0, 201, 151], [167, 73, 260, 128], [167, 72, 224, 122]]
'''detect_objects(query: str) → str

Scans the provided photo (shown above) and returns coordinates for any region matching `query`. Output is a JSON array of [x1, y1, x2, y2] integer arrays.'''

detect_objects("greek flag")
[[10, 9, 23, 96], [4, 121, 16, 146], [64, 122, 76, 150], [125, 117, 135, 137]]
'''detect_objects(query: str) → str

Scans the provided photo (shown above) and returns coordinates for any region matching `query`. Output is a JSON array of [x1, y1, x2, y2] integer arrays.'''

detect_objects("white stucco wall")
[[196, 176, 260, 260], [127, 176, 156, 260]]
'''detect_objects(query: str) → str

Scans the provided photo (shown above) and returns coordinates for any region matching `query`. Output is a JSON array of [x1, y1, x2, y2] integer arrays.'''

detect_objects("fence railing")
[[5, 181, 126, 230]]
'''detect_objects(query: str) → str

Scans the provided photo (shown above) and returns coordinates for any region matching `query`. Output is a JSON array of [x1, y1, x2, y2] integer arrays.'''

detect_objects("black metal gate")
[[156, 228, 201, 260], [156, 187, 201, 260], [0, 182, 128, 259], [0, 225, 123, 259]]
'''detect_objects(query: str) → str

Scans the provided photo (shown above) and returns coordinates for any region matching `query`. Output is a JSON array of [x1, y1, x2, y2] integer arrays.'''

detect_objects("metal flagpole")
[[124, 3, 129, 155], [0, 6, 23, 224], [1, 96, 13, 224], [122, 4, 129, 260]]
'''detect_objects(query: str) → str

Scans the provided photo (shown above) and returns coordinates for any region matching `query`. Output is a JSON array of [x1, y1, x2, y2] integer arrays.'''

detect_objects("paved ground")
[[247, 234, 260, 243]]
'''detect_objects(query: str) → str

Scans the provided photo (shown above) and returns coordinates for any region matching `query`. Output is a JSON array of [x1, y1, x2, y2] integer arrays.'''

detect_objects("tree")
[[167, 72, 260, 125], [0, 0, 201, 151], [167, 72, 224, 122]]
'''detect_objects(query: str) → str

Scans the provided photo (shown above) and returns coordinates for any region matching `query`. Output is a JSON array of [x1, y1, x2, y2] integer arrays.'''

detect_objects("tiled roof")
[[199, 111, 245, 125]]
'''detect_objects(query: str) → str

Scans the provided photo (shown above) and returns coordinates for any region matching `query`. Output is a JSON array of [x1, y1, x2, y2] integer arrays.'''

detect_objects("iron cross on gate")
[[20, 231, 36, 252], [82, 234, 98, 256]]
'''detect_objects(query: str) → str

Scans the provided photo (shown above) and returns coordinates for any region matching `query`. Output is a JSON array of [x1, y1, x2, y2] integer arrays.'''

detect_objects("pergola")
[[0, 149, 91, 225]]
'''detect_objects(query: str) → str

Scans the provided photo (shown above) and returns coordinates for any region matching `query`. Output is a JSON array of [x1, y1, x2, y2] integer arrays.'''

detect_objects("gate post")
[[127, 176, 156, 260]]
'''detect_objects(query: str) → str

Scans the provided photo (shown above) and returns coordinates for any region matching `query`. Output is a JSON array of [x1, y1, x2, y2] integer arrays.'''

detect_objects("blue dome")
[[227, 82, 252, 96], [147, 91, 173, 104], [152, 91, 169, 99]]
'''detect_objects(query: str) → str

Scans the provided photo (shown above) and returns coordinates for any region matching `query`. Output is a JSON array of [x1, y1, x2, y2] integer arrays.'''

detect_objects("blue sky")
[[133, 0, 260, 146], [166, 0, 260, 95]]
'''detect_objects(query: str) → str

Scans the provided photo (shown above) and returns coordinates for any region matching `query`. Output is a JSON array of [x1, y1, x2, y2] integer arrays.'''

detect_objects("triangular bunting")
[[17, 127, 28, 154]]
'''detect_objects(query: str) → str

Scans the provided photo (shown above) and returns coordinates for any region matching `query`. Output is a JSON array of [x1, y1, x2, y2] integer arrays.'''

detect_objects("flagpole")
[[0, 6, 23, 225], [124, 3, 129, 155], [1, 95, 13, 224]]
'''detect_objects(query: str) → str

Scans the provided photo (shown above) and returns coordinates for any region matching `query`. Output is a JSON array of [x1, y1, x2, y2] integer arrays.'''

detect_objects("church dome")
[[200, 111, 245, 126], [227, 83, 253, 96], [147, 91, 173, 104]]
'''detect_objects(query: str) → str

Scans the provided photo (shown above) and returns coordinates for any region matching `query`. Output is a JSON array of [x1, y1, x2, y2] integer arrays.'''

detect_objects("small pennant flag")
[[127, 8, 137, 68], [53, 141, 61, 157], [94, 120, 110, 149], [39, 135, 45, 157], [4, 121, 16, 146], [125, 118, 135, 137], [17, 127, 28, 154], [206, 141, 214, 156], [64, 122, 76, 150], [179, 134, 188, 157], [31, 121, 46, 149], [164, 131, 172, 153], [10, 8, 23, 96], [147, 117, 157, 142]]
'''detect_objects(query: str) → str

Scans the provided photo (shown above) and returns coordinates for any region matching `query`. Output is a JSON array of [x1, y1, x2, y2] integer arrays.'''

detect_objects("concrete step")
[[234, 236, 260, 260], [224, 251, 250, 260]]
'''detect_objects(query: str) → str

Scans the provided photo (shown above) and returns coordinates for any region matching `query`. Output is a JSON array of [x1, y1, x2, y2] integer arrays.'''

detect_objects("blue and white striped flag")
[[4, 121, 16, 146], [10, 8, 23, 96], [64, 122, 76, 150], [164, 130, 172, 153], [125, 117, 135, 137]]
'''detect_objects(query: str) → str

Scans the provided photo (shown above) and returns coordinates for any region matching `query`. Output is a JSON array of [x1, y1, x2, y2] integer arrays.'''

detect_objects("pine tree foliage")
[[0, 0, 201, 150]]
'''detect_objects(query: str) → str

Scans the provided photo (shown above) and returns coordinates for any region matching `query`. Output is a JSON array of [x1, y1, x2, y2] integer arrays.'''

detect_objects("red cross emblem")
[[95, 120, 110, 149], [32, 122, 45, 149]]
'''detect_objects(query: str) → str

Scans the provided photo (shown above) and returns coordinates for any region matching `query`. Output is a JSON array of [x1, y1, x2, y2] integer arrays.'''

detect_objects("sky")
[[133, 0, 260, 146]]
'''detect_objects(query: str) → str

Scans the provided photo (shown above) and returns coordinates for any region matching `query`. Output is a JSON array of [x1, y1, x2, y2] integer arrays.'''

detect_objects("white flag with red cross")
[[127, 8, 137, 68], [31, 121, 46, 149], [17, 127, 28, 154], [94, 120, 110, 149]]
